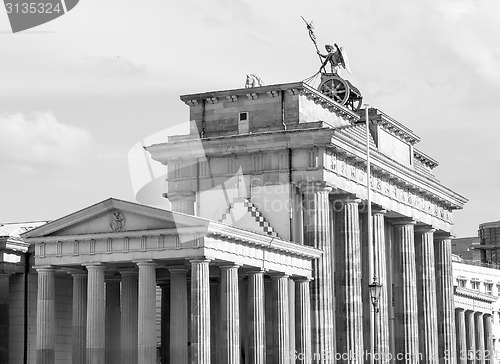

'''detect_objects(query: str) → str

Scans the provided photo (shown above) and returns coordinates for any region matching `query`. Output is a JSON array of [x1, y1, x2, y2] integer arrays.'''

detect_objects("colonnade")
[[299, 186, 457, 364], [455, 309, 493, 364], [35, 260, 313, 364]]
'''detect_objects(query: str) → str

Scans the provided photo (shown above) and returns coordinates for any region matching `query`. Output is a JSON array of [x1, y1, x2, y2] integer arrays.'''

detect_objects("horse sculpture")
[[245, 74, 264, 88]]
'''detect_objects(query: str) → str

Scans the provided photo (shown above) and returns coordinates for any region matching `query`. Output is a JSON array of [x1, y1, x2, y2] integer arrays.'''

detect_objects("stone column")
[[36, 267, 56, 364], [167, 191, 196, 215], [137, 261, 157, 364], [456, 309, 467, 364], [295, 278, 312, 364], [210, 279, 222, 364], [170, 268, 188, 364], [483, 315, 493, 364], [465, 311, 476, 364], [392, 219, 419, 363], [0, 273, 11, 364], [105, 275, 121, 364], [335, 197, 364, 362], [191, 259, 211, 364], [372, 209, 390, 363], [302, 184, 334, 362], [272, 274, 290, 364], [435, 235, 457, 364], [160, 282, 170, 364], [475, 313, 485, 364], [221, 264, 240, 364], [415, 226, 439, 363], [86, 264, 106, 364], [72, 273, 87, 364], [120, 270, 138, 364], [247, 269, 265, 364]]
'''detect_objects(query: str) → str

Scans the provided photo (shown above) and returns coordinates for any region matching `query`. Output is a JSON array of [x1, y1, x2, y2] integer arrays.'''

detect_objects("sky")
[[0, 0, 499, 238]]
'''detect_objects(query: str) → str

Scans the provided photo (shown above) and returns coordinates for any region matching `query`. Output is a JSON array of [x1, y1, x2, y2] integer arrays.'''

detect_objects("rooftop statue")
[[245, 74, 264, 88], [317, 43, 352, 76], [301, 16, 361, 111]]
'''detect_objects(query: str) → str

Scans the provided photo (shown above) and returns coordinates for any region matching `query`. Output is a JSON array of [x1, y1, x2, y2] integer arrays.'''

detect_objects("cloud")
[[0, 111, 95, 173]]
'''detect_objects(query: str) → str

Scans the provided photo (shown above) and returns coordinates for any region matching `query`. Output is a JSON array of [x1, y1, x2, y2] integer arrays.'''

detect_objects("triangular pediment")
[[22, 198, 208, 239]]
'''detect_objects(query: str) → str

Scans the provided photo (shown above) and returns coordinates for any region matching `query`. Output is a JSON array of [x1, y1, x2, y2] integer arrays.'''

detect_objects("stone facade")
[[1, 81, 470, 363]]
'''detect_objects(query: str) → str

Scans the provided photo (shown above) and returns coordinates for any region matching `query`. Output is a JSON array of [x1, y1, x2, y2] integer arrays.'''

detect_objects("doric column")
[[301, 184, 334, 362], [465, 310, 476, 364], [415, 226, 439, 363], [166, 191, 196, 215], [483, 315, 493, 364], [105, 275, 121, 364], [456, 309, 467, 364], [435, 235, 457, 364], [294, 277, 312, 364], [170, 268, 188, 364], [272, 274, 290, 364], [335, 196, 364, 362], [247, 269, 266, 364], [86, 264, 106, 364], [159, 282, 170, 364], [120, 270, 138, 364], [36, 267, 56, 364], [210, 279, 222, 364], [71, 272, 87, 364], [221, 264, 240, 364], [0, 273, 11, 364], [475, 313, 485, 364], [372, 208, 390, 362], [136, 260, 157, 364], [392, 219, 419, 363], [190, 259, 211, 363]]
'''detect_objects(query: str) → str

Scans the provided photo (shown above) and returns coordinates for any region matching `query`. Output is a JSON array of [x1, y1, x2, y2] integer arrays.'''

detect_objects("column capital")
[[246, 268, 266, 275], [118, 268, 138, 276], [332, 194, 361, 205], [189, 258, 212, 264], [372, 206, 387, 215], [434, 232, 453, 241], [134, 260, 157, 267], [415, 224, 436, 234], [298, 182, 332, 194], [34, 265, 57, 273], [165, 191, 196, 202], [391, 217, 416, 226], [83, 263, 106, 269], [455, 307, 466, 312], [292, 276, 312, 283], [219, 263, 240, 270], [269, 272, 289, 280]]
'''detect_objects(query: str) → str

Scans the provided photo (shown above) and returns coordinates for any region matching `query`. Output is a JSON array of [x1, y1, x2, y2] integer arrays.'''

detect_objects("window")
[[497, 284, 500, 296], [471, 281, 480, 290], [457, 279, 466, 288], [238, 112, 249, 134], [485, 283, 493, 294]]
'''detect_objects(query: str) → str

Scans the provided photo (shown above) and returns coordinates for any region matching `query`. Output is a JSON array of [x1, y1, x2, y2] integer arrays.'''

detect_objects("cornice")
[[367, 109, 420, 145], [207, 222, 322, 260], [454, 286, 497, 303], [414, 149, 439, 169]]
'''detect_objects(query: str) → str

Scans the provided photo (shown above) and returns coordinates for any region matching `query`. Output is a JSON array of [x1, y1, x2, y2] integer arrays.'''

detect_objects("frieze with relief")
[[326, 150, 453, 223]]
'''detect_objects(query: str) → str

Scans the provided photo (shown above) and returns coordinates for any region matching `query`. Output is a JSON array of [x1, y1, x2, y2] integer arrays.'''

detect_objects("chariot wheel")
[[318, 75, 350, 105]]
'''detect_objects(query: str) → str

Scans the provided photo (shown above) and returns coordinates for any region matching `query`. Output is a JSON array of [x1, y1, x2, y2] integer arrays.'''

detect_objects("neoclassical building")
[[2, 80, 469, 363]]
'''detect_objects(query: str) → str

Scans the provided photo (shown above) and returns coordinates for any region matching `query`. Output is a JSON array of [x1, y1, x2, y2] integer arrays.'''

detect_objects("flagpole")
[[365, 104, 375, 364]]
